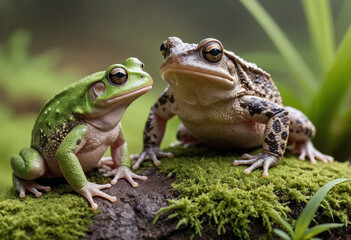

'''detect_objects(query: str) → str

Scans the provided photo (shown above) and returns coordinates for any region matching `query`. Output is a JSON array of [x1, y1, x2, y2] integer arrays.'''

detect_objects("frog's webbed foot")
[[291, 140, 334, 165], [233, 153, 280, 178], [131, 147, 174, 170], [18, 180, 51, 198], [75, 181, 116, 210], [103, 166, 147, 187], [97, 157, 114, 171]]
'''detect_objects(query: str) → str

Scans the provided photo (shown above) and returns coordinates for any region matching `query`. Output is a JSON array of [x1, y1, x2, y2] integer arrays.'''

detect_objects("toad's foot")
[[103, 166, 147, 187], [291, 140, 334, 165], [131, 147, 174, 170], [97, 157, 114, 171], [18, 180, 51, 198], [233, 153, 280, 178], [75, 181, 116, 210]]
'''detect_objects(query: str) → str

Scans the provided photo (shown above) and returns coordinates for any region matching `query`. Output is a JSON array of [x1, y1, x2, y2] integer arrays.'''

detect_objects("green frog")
[[11, 57, 152, 209], [132, 37, 333, 177]]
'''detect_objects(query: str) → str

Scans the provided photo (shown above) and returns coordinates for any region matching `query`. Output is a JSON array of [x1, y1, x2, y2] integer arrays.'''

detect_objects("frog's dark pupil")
[[116, 72, 125, 78], [160, 44, 166, 52], [209, 48, 220, 56]]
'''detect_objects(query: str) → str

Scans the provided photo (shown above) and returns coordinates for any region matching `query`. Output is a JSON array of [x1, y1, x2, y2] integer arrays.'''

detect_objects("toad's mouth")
[[103, 85, 152, 105], [160, 67, 234, 86]]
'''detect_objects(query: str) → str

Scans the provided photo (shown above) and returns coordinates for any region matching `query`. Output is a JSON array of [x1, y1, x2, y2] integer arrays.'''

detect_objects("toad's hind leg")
[[11, 148, 51, 197], [176, 124, 202, 148], [286, 106, 333, 164]]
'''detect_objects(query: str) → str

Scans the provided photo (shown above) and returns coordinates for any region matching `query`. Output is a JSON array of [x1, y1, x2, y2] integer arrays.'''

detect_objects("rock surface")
[[85, 169, 239, 240], [85, 169, 179, 240], [85, 168, 351, 240]]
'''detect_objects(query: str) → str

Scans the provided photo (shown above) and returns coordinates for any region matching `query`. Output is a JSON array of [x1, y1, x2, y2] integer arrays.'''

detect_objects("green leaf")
[[294, 178, 351, 240], [274, 211, 294, 237], [239, 0, 317, 99], [302, 223, 344, 239], [302, 0, 335, 73], [273, 229, 292, 240], [310, 26, 351, 151]]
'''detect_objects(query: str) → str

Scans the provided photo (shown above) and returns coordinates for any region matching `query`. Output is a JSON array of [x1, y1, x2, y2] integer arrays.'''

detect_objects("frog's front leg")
[[57, 124, 116, 209], [286, 106, 333, 164], [11, 148, 51, 197], [101, 126, 147, 187], [233, 96, 290, 178], [132, 88, 175, 170]]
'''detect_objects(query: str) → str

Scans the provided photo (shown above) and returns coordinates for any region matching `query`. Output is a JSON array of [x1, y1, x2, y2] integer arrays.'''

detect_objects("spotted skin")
[[134, 37, 333, 176]]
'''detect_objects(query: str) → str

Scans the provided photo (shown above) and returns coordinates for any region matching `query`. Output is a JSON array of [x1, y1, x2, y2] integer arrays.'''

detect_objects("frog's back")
[[30, 72, 103, 159], [226, 50, 283, 105]]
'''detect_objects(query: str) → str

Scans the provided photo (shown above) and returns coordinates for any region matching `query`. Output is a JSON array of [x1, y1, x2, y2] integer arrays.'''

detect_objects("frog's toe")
[[97, 157, 114, 171], [241, 153, 256, 160], [233, 153, 279, 177], [108, 166, 147, 187], [19, 180, 51, 198], [242, 159, 265, 175], [76, 182, 116, 209], [291, 140, 334, 165]]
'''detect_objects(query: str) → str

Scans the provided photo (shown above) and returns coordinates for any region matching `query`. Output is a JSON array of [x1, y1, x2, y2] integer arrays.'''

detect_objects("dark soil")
[[85, 169, 351, 240]]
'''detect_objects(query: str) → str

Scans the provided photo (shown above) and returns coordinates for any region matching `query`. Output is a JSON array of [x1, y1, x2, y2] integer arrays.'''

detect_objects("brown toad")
[[133, 37, 333, 177]]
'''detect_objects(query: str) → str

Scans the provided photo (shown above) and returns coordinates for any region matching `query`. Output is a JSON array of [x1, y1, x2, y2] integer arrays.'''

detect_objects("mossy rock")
[[156, 146, 351, 239], [0, 146, 351, 239], [0, 171, 111, 240]]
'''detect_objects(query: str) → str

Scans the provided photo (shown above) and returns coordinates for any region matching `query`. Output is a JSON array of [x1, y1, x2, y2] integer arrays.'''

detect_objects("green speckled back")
[[31, 71, 105, 154]]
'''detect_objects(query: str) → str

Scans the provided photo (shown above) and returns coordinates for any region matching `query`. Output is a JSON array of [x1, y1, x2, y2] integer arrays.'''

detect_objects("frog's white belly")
[[174, 98, 265, 149], [181, 119, 265, 148], [46, 124, 119, 177]]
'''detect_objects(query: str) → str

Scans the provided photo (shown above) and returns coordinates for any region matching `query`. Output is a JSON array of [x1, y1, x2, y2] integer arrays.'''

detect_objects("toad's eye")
[[202, 42, 223, 63], [108, 67, 128, 86], [160, 43, 168, 58]]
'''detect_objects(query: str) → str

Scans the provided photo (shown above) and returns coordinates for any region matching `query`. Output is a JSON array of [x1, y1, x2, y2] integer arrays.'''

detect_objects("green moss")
[[156, 146, 351, 239], [0, 172, 108, 240]]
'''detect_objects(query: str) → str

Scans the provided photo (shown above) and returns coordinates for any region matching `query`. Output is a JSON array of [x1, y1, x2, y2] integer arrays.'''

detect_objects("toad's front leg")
[[101, 126, 147, 187], [233, 96, 289, 178]]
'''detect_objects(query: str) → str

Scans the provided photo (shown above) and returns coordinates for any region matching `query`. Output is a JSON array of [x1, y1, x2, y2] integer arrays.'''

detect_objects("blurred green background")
[[0, 0, 350, 191]]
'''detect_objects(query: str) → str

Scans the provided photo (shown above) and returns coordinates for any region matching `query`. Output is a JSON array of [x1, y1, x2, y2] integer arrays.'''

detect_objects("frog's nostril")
[[140, 75, 145, 78]]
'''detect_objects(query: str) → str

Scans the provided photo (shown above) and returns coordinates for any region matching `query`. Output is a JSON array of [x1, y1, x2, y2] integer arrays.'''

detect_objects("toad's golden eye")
[[202, 42, 223, 63], [108, 67, 128, 86], [160, 43, 168, 58]]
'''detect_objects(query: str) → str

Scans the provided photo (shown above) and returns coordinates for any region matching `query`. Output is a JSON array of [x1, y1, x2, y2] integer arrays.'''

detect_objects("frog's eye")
[[202, 41, 223, 63], [108, 67, 128, 86], [160, 43, 168, 58]]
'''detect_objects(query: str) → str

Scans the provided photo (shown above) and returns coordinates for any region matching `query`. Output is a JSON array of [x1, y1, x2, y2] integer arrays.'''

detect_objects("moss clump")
[[156, 146, 351, 239], [0, 172, 108, 240]]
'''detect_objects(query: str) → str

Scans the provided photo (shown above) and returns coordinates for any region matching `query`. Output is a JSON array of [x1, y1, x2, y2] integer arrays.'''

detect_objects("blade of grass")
[[239, 0, 318, 99], [302, 0, 335, 73], [294, 178, 350, 240], [331, 108, 351, 159], [273, 229, 291, 240], [335, 0, 351, 42], [302, 223, 344, 239], [310, 26, 351, 151], [273, 211, 294, 237]]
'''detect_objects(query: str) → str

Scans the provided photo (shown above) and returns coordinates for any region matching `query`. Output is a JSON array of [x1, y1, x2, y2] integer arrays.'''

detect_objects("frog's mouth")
[[102, 85, 152, 105], [161, 67, 235, 87]]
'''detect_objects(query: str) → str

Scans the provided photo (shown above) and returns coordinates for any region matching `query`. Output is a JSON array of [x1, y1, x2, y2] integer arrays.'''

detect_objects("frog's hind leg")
[[11, 148, 51, 198], [175, 124, 202, 148], [286, 106, 333, 164]]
